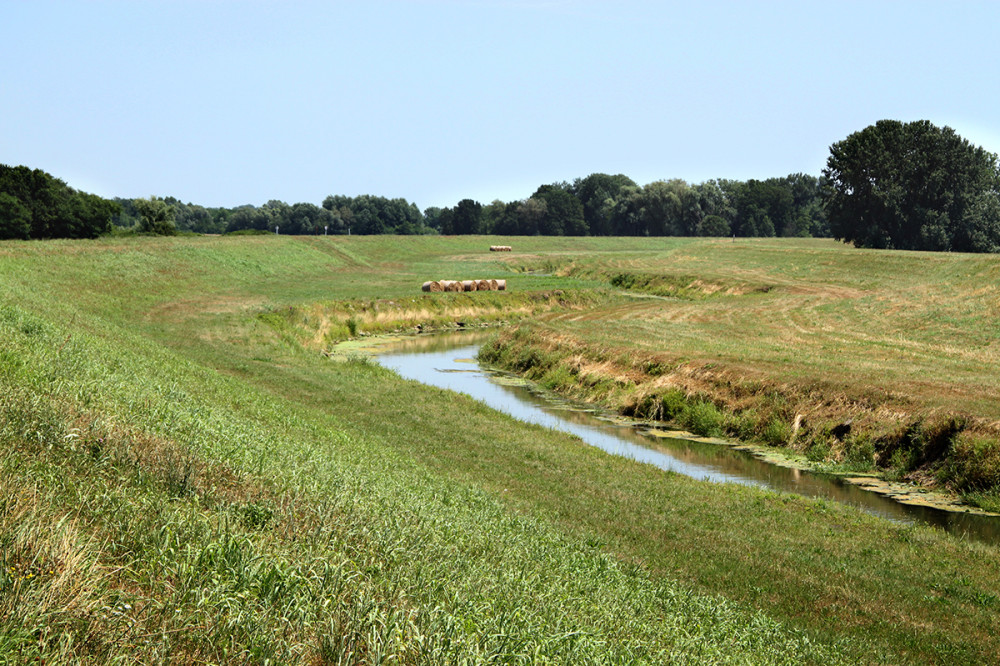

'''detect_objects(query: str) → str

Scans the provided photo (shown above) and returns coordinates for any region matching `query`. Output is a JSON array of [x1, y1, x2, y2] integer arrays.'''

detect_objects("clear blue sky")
[[4, 0, 999, 210]]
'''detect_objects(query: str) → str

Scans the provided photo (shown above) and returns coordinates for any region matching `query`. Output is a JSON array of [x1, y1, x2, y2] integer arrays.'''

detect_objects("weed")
[[762, 417, 792, 447], [806, 437, 832, 463], [842, 436, 877, 473], [345, 316, 359, 337]]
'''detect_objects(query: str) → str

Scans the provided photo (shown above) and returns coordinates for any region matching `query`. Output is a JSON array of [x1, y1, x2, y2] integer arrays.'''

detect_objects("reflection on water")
[[376, 332, 1000, 546]]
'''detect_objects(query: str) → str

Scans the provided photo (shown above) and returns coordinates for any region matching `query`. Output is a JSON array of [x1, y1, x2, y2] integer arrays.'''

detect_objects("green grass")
[[1, 234, 999, 663], [481, 237, 1000, 491]]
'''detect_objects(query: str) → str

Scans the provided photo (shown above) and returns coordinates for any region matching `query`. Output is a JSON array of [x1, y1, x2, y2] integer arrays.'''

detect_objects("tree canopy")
[[0, 164, 120, 240], [134, 196, 178, 235], [823, 120, 1000, 252], [427, 173, 828, 239], [5, 164, 834, 242]]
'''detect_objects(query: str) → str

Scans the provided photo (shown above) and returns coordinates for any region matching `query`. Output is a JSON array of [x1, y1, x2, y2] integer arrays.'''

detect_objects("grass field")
[[481, 237, 1000, 507], [2, 234, 1000, 664]]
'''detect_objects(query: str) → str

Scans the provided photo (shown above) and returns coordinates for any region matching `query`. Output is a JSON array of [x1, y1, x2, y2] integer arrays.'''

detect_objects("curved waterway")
[[376, 332, 1000, 546]]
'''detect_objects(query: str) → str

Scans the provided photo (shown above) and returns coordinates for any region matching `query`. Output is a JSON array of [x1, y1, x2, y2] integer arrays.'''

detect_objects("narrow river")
[[376, 332, 1000, 546]]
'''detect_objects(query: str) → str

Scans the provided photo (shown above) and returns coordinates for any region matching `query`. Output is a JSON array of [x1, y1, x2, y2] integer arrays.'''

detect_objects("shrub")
[[681, 400, 724, 437], [697, 215, 731, 237], [806, 438, 832, 463], [762, 418, 792, 447], [940, 433, 1000, 492], [729, 409, 760, 441], [659, 389, 688, 421]]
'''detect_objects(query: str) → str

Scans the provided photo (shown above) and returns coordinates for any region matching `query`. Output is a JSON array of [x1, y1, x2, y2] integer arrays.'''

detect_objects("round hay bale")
[[444, 280, 463, 292], [476, 279, 490, 291], [421, 281, 432, 292], [488, 279, 499, 291], [496, 279, 506, 291], [462, 280, 477, 291], [424, 280, 444, 292]]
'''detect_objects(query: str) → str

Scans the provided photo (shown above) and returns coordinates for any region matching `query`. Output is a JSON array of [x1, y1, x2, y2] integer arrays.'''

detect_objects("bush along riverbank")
[[479, 325, 1000, 513]]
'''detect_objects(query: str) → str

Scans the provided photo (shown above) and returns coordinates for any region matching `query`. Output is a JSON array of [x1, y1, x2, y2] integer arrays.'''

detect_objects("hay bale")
[[488, 279, 499, 291], [476, 279, 490, 291], [442, 280, 463, 292], [462, 280, 477, 291], [496, 279, 506, 291], [422, 280, 444, 292]]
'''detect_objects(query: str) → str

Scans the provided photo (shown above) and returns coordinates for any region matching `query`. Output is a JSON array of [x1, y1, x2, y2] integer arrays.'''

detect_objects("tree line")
[[4, 120, 998, 251], [105, 172, 829, 240], [428, 173, 828, 238], [112, 194, 428, 236]]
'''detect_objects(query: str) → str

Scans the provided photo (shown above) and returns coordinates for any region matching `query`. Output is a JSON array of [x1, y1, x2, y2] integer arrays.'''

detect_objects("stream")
[[375, 332, 1000, 546]]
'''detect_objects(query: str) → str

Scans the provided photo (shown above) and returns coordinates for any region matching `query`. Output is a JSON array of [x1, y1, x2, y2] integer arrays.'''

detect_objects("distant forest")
[[109, 173, 829, 240], [4, 120, 999, 251]]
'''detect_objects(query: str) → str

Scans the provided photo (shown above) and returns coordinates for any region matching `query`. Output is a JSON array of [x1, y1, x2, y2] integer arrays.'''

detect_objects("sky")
[[4, 0, 1000, 210]]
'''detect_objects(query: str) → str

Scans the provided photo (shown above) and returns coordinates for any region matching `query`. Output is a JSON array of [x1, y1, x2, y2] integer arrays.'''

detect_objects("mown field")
[[1, 234, 999, 664], [481, 238, 1000, 509]]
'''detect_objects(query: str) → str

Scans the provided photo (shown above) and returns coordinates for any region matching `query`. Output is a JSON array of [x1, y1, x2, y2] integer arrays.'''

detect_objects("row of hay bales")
[[489, 245, 512, 252], [422, 279, 507, 292]]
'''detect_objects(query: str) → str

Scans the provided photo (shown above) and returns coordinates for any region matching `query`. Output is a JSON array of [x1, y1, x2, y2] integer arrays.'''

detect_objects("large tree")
[[823, 120, 1000, 252], [450, 198, 483, 235], [134, 196, 177, 235], [531, 184, 586, 236], [571, 173, 637, 236]]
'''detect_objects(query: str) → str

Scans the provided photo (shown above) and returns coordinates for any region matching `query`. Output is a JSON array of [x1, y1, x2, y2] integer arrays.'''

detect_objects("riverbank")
[[474, 238, 1000, 512], [337, 329, 998, 519]]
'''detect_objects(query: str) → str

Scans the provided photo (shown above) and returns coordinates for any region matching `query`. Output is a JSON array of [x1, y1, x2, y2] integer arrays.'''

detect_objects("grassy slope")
[[494, 236, 1000, 419], [1, 235, 998, 664], [482, 237, 1000, 499]]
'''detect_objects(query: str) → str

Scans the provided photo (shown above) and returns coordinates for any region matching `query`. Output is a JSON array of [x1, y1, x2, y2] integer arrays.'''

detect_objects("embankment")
[[480, 324, 1000, 509]]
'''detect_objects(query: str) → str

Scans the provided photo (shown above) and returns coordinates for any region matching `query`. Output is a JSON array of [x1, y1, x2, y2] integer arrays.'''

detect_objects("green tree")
[[451, 199, 483, 234], [733, 179, 791, 237], [572, 173, 637, 236], [823, 119, 1000, 251], [1, 164, 117, 239], [0, 192, 31, 239], [696, 214, 730, 237], [531, 184, 585, 236], [516, 198, 546, 235], [134, 196, 177, 235], [423, 206, 444, 232]]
